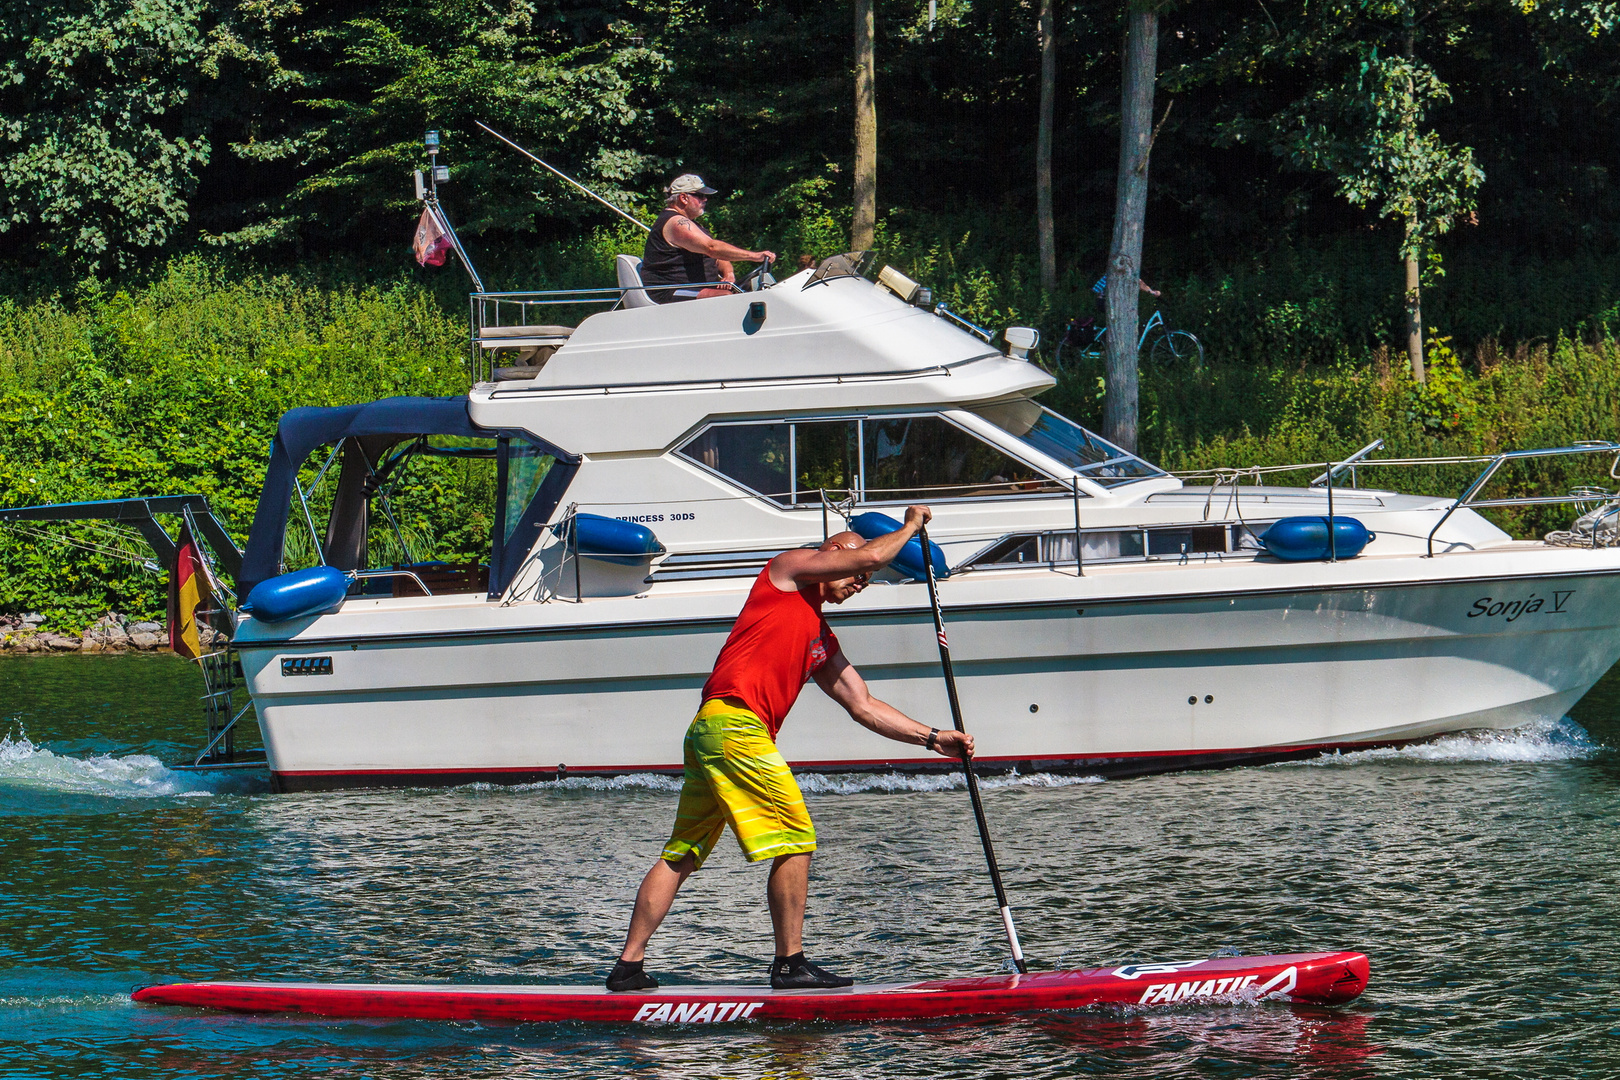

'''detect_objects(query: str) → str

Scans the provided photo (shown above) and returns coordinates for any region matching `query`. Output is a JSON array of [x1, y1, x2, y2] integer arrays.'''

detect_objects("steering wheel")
[[739, 255, 775, 292]]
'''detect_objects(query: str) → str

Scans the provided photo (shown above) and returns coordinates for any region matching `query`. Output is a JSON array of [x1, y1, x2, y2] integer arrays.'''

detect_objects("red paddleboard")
[[132, 951, 1367, 1024]]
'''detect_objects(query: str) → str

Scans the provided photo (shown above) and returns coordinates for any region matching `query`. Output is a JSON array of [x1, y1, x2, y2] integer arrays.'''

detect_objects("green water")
[[3, 653, 1620, 1078]]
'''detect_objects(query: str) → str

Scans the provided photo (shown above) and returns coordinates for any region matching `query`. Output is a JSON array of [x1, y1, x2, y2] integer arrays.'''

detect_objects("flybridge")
[[465, 261, 1042, 391]]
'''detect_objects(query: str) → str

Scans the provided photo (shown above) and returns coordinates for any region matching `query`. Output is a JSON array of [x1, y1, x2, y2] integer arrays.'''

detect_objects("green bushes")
[[0, 258, 471, 628], [1046, 331, 1620, 539], [2, 251, 1618, 633]]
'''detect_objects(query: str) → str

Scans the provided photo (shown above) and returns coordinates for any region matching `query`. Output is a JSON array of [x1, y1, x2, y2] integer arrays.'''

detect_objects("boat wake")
[[489, 770, 1105, 797], [797, 770, 1105, 795], [1287, 716, 1599, 768], [0, 731, 249, 798]]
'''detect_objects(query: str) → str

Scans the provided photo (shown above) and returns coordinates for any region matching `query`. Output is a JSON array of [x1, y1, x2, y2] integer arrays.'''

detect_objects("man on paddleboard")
[[608, 505, 976, 991]]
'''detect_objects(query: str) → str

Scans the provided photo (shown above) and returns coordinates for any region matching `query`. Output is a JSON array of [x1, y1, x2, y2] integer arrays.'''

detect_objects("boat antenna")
[[475, 121, 651, 234], [917, 524, 1030, 975], [415, 130, 485, 292]]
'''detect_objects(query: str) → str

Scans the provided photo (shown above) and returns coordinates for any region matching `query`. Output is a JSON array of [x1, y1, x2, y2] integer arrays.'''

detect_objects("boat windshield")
[[967, 399, 1166, 487]]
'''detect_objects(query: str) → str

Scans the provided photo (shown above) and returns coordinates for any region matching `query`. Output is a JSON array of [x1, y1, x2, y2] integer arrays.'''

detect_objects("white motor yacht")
[[208, 259, 1620, 790], [8, 258, 1620, 790]]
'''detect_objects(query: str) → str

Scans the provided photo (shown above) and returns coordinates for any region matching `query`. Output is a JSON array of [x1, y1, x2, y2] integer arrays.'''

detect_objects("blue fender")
[[241, 565, 350, 622], [1259, 516, 1374, 561], [562, 513, 663, 566], [848, 512, 950, 581]]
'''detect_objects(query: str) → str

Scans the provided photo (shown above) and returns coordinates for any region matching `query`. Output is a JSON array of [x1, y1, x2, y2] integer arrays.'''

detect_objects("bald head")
[[819, 531, 866, 553]]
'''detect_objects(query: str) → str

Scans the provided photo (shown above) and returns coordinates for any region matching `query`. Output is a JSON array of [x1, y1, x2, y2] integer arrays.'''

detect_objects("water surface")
[[3, 653, 1619, 1078]]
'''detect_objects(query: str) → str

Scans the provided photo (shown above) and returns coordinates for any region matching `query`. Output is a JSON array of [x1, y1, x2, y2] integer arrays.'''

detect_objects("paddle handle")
[[918, 525, 1028, 974]]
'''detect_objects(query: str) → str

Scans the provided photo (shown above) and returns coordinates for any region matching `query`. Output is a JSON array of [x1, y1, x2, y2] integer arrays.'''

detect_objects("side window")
[[501, 440, 554, 546], [792, 420, 859, 503], [864, 416, 1060, 501], [677, 423, 790, 499]]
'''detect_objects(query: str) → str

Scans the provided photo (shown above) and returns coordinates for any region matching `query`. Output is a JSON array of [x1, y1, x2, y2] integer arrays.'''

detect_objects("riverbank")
[[0, 613, 222, 654]]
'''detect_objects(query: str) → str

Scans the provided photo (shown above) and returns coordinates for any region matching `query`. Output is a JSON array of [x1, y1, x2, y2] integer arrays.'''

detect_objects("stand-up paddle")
[[917, 524, 1028, 975]]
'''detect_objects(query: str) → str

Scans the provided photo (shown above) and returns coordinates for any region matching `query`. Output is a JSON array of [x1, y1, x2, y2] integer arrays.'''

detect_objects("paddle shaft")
[[917, 525, 1028, 974]]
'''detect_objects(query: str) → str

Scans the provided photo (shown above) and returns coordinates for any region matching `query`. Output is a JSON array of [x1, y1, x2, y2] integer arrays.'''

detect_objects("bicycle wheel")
[[1149, 330, 1205, 369]]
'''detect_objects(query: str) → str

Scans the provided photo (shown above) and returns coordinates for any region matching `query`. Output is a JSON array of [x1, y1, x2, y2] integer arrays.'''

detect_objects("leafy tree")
[[1282, 7, 1484, 384], [0, 0, 213, 273], [298, 1, 664, 236]]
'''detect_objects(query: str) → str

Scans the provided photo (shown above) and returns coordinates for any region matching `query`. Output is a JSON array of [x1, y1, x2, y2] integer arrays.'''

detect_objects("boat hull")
[[235, 548, 1620, 791], [131, 951, 1369, 1023]]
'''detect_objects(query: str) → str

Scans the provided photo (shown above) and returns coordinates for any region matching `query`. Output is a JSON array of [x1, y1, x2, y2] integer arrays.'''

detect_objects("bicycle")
[[1051, 309, 1205, 372]]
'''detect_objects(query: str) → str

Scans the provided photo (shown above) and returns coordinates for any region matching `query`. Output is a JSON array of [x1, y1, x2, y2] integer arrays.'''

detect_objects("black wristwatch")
[[924, 728, 939, 751]]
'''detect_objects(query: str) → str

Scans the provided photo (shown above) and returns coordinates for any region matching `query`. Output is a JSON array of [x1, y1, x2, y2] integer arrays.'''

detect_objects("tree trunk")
[[1406, 240, 1425, 384], [1103, 2, 1158, 452], [1402, 23, 1425, 385], [1036, 0, 1057, 294], [852, 0, 877, 251]]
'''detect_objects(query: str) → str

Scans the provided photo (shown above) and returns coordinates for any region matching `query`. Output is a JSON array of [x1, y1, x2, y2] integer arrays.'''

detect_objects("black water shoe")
[[769, 952, 854, 990], [606, 958, 659, 992]]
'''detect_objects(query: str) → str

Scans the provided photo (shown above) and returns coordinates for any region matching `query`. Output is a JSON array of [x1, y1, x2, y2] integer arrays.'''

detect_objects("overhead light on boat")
[[877, 265, 930, 306], [1003, 326, 1039, 360]]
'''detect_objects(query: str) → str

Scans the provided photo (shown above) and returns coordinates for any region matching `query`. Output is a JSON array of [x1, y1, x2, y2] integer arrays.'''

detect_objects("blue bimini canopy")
[[239, 395, 579, 596]]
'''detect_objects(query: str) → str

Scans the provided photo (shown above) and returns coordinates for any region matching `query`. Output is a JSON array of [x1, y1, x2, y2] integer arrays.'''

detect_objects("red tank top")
[[701, 562, 840, 739]]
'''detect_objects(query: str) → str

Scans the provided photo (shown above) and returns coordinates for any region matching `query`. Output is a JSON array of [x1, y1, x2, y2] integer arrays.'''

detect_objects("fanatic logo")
[[1136, 966, 1298, 1005], [633, 1001, 764, 1023]]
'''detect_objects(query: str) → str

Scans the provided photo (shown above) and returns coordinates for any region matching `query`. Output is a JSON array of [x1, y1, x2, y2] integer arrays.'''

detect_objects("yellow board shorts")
[[660, 699, 817, 869]]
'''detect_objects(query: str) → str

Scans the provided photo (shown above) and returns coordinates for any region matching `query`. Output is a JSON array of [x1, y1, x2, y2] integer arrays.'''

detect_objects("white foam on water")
[[484, 773, 686, 794], [1283, 716, 1599, 768], [479, 770, 1103, 797], [0, 731, 225, 798], [0, 993, 129, 1010], [798, 770, 1105, 795]]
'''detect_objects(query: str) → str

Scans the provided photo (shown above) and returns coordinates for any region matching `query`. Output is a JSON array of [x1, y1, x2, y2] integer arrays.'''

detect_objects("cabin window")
[[677, 423, 792, 499], [864, 416, 1063, 501], [968, 399, 1165, 486], [792, 420, 859, 503], [678, 414, 1061, 504]]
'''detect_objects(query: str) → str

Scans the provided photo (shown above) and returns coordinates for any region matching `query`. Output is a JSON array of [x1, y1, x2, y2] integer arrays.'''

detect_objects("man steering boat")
[[607, 505, 975, 991], [640, 174, 775, 303]]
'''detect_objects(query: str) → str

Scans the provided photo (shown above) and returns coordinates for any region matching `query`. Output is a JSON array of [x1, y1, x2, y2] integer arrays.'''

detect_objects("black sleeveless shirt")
[[641, 209, 720, 303]]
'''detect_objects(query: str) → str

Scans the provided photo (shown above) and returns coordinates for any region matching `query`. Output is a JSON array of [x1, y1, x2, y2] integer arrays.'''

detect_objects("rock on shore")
[[0, 613, 225, 654]]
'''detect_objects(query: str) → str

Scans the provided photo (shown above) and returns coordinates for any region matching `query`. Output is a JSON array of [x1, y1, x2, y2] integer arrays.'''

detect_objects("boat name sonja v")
[[1467, 590, 1573, 622]]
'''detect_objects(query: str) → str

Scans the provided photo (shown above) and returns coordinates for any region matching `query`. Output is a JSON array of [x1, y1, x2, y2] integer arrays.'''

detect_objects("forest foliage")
[[4, 1, 1620, 627]]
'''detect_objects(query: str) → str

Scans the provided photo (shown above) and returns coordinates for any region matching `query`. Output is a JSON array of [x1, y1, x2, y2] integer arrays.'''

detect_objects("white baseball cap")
[[668, 174, 718, 196]]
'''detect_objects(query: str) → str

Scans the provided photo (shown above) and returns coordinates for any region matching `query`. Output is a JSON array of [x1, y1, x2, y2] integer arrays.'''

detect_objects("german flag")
[[168, 521, 210, 659]]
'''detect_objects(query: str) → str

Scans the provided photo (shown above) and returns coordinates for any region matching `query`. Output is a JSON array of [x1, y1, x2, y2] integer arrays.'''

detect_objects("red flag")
[[168, 521, 210, 659], [413, 205, 453, 267]]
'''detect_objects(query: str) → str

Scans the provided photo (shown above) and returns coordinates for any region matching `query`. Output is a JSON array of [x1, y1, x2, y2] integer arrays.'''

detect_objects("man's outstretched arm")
[[813, 651, 974, 757], [664, 215, 775, 266], [770, 505, 932, 589]]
